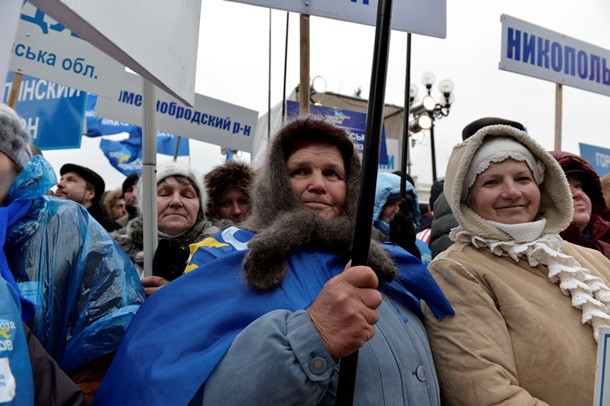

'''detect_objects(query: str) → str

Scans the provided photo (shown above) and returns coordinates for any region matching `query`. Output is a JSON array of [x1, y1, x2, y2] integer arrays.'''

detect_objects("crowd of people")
[[4, 101, 610, 405]]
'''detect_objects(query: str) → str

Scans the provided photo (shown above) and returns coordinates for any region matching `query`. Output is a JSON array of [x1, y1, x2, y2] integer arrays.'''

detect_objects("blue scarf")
[[0, 199, 35, 322]]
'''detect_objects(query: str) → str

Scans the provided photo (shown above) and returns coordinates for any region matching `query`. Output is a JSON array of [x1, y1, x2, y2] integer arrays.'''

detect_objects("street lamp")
[[408, 72, 455, 182]]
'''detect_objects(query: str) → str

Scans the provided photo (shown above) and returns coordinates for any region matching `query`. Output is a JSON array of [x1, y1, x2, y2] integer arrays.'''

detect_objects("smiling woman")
[[111, 162, 220, 296], [423, 119, 610, 405]]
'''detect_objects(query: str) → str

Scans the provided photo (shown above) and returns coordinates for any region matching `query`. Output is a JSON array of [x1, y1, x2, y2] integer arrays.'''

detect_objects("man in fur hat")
[[94, 116, 453, 406]]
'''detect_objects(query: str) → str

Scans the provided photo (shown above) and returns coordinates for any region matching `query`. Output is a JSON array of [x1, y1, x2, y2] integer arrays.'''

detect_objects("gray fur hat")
[[0, 104, 32, 171], [241, 115, 397, 290]]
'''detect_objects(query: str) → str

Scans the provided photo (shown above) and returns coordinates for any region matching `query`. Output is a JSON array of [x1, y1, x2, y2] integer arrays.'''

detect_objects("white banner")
[[96, 71, 259, 152], [9, 2, 125, 100], [225, 0, 446, 38], [500, 14, 610, 97], [0, 0, 24, 101], [29, 0, 201, 106]]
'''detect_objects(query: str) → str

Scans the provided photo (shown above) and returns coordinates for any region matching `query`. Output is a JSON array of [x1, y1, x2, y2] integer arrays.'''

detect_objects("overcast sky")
[[41, 0, 610, 191]]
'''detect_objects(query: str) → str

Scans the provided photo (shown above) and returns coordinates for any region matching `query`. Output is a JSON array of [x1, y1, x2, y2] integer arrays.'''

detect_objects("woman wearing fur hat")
[[550, 150, 610, 260], [204, 159, 253, 227], [112, 162, 220, 296], [95, 116, 453, 406], [423, 120, 610, 405]]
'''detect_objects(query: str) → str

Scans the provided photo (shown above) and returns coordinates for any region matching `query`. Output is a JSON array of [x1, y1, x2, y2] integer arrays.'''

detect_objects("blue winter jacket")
[[6, 156, 144, 372]]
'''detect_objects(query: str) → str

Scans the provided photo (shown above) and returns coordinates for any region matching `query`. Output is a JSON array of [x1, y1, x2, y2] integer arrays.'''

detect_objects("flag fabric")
[[93, 227, 453, 405], [157, 132, 189, 157], [99, 128, 143, 176], [85, 94, 189, 174]]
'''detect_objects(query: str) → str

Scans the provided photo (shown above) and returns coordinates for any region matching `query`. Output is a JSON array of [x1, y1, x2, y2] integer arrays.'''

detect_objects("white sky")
[[41, 0, 610, 191]]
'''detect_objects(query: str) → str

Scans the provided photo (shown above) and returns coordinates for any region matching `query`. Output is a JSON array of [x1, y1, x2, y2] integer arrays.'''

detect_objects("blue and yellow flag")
[[93, 227, 452, 406]]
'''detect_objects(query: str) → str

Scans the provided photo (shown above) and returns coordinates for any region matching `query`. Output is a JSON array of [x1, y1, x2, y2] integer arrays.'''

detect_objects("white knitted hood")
[[444, 124, 573, 241]]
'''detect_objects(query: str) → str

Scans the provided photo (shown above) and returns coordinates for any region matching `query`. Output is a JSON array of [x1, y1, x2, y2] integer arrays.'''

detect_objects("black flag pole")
[[335, 0, 394, 404], [399, 33, 412, 201]]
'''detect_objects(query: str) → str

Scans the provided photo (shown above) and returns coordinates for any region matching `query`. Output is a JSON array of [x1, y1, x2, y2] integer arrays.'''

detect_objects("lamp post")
[[407, 72, 455, 182]]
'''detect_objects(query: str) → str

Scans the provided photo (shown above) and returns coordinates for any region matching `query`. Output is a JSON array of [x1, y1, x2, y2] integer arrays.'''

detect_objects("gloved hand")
[[389, 196, 421, 260], [152, 239, 191, 281]]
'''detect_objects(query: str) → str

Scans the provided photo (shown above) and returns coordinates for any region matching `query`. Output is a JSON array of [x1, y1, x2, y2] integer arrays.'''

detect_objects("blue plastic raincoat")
[[5, 156, 144, 372], [373, 172, 432, 266]]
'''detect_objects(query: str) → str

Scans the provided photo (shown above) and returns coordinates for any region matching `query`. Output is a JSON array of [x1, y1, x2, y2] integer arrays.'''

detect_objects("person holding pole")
[[424, 120, 610, 405], [93, 116, 453, 406]]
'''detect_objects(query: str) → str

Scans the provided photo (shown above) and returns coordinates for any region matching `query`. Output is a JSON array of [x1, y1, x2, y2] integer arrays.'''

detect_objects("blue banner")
[[3, 71, 85, 150], [579, 143, 610, 178], [286, 100, 388, 165]]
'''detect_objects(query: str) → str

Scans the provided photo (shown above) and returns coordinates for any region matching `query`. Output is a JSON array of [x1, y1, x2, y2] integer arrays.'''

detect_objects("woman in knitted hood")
[[423, 121, 610, 405], [112, 162, 220, 295]]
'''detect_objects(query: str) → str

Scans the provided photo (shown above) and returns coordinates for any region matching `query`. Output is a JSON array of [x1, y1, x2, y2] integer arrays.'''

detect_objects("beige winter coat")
[[425, 242, 609, 405], [424, 124, 610, 405]]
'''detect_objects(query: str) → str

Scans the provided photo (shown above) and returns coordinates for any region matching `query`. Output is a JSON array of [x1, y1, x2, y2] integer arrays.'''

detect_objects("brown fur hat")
[[204, 160, 254, 220], [241, 115, 397, 290]]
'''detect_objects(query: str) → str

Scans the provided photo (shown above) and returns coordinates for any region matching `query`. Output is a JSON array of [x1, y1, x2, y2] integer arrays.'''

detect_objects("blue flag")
[[99, 129, 143, 176], [93, 227, 453, 405], [86, 94, 190, 166]]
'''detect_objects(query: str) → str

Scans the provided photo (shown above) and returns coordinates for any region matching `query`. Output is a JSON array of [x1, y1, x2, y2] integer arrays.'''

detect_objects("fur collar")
[[112, 216, 220, 260]]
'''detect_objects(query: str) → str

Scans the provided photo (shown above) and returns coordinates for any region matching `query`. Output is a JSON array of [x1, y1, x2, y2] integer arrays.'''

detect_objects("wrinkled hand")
[[141, 275, 170, 297], [390, 197, 421, 259], [309, 262, 382, 359]]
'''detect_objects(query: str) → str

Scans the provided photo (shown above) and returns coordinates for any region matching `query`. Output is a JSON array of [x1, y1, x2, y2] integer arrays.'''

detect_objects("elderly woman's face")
[[157, 176, 200, 235], [567, 175, 592, 232], [286, 141, 347, 219], [469, 158, 540, 224]]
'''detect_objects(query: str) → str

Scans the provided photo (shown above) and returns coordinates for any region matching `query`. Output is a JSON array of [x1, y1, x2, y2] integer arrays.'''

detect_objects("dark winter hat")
[[462, 117, 526, 141], [60, 163, 106, 203], [0, 104, 32, 171], [204, 160, 254, 219], [429, 178, 444, 209], [122, 172, 141, 195]]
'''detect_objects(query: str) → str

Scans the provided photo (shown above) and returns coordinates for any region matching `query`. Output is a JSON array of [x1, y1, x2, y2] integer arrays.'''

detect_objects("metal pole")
[[399, 33, 412, 200], [336, 0, 394, 404], [142, 79, 158, 278], [267, 9, 272, 139], [430, 122, 437, 182], [299, 14, 310, 115], [281, 12, 290, 125], [172, 136, 181, 162]]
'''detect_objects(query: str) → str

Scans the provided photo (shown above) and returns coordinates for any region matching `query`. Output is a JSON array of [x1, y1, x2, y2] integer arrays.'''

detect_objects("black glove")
[[152, 239, 191, 281], [389, 196, 421, 260]]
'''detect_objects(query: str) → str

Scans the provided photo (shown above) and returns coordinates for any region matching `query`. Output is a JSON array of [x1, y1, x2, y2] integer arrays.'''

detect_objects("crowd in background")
[[4, 102, 610, 405]]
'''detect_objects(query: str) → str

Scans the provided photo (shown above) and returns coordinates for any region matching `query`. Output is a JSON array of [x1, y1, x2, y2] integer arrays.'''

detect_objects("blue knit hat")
[[0, 104, 32, 171]]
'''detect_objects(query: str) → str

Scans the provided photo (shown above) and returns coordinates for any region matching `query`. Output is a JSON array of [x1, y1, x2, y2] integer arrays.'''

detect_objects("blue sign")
[[286, 100, 388, 165], [3, 71, 85, 150], [579, 143, 610, 177]]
